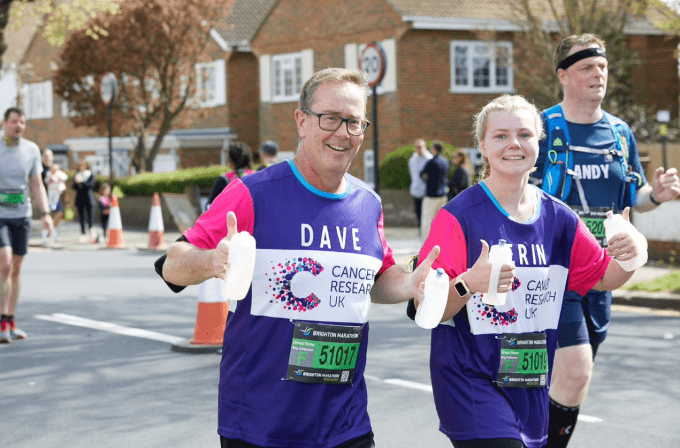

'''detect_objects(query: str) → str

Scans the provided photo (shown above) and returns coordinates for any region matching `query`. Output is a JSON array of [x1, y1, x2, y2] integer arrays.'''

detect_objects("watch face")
[[454, 281, 468, 296]]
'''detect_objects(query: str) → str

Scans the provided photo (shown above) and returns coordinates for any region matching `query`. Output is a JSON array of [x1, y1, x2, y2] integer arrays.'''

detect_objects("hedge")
[[116, 166, 227, 196], [379, 141, 457, 189], [113, 142, 458, 195]]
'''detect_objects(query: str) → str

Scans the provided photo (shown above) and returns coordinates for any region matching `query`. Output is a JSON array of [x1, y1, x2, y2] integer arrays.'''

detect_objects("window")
[[260, 50, 313, 103], [23, 81, 54, 119], [450, 41, 513, 93], [271, 52, 304, 103], [195, 59, 226, 108]]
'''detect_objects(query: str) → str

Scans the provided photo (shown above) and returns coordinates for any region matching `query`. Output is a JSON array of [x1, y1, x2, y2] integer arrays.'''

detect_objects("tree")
[[0, 0, 119, 68], [509, 0, 680, 141], [54, 0, 234, 174]]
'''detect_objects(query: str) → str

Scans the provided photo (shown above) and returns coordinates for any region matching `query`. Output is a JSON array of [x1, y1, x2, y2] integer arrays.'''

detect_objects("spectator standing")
[[0, 107, 53, 343], [447, 149, 471, 201], [532, 34, 680, 448], [408, 138, 432, 233], [155, 67, 439, 448], [420, 140, 449, 240], [97, 182, 112, 242], [257, 140, 279, 171], [206, 142, 255, 207], [72, 160, 96, 242], [41, 149, 66, 229]]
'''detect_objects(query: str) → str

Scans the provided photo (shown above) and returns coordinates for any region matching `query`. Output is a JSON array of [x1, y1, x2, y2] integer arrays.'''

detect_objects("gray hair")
[[299, 68, 370, 112]]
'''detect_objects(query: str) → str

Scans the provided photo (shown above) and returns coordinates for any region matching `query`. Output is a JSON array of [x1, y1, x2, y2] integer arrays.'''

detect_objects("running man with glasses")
[[155, 67, 440, 448]]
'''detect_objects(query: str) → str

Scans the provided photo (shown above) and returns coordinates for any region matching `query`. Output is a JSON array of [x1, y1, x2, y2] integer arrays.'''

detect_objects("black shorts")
[[220, 432, 375, 448], [451, 438, 526, 448], [557, 289, 611, 356], [0, 217, 31, 256]]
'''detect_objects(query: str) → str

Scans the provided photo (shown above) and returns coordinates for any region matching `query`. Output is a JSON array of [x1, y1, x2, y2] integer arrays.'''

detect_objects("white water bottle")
[[223, 231, 257, 301], [483, 239, 513, 306], [603, 211, 648, 271], [415, 268, 450, 329]]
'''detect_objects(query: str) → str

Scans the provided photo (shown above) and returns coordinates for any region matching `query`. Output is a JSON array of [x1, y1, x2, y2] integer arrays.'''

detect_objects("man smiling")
[[156, 68, 439, 448]]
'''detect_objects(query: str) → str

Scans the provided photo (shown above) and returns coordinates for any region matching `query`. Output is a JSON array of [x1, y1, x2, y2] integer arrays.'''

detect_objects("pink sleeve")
[[377, 210, 396, 275], [568, 219, 611, 295], [418, 210, 467, 280], [184, 179, 255, 249]]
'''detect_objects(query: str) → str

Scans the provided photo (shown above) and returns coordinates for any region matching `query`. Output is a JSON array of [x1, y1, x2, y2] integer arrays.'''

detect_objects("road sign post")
[[360, 42, 386, 194], [101, 73, 118, 185], [657, 110, 670, 169]]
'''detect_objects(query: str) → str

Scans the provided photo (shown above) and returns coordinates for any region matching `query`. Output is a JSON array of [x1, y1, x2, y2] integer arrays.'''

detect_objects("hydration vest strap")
[[542, 104, 572, 201]]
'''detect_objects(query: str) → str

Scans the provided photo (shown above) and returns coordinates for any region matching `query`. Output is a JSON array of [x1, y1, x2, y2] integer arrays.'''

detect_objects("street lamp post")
[[100, 73, 118, 186]]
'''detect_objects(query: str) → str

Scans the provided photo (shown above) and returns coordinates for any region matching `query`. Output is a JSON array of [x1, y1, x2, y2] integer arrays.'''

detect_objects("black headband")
[[556, 47, 607, 72]]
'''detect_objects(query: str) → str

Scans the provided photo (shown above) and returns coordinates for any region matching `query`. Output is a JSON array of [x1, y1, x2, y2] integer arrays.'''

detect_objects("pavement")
[[29, 220, 680, 312]]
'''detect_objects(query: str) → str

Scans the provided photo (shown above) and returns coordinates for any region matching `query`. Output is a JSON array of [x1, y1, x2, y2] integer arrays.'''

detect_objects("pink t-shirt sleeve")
[[377, 210, 396, 275], [418, 209, 467, 280], [184, 179, 255, 249], [568, 219, 611, 296]]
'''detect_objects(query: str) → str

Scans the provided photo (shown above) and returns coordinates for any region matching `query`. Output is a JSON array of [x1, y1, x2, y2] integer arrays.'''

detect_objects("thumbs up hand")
[[213, 211, 238, 279], [651, 167, 680, 203], [461, 240, 516, 297]]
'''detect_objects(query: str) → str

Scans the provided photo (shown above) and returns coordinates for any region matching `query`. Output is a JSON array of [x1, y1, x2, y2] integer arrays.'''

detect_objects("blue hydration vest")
[[541, 104, 643, 211]]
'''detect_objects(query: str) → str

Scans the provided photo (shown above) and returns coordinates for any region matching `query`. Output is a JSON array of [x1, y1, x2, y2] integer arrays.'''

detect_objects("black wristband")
[[649, 192, 661, 206], [41, 211, 50, 217]]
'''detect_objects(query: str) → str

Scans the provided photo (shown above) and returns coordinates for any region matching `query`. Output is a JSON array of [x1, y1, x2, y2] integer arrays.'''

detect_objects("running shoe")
[[10, 326, 27, 340], [0, 320, 9, 343], [8, 317, 27, 340]]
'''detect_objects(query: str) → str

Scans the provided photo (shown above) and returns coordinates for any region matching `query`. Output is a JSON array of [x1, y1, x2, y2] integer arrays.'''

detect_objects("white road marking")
[[36, 314, 606, 424], [35, 313, 186, 345], [577, 414, 603, 423], [367, 374, 604, 423], [384, 378, 433, 392]]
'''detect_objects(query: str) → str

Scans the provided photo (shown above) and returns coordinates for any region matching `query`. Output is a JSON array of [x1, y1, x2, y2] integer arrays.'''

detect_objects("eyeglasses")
[[303, 109, 370, 136]]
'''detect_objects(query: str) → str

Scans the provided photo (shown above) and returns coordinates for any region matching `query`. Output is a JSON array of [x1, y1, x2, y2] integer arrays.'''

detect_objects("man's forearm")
[[163, 242, 216, 286]]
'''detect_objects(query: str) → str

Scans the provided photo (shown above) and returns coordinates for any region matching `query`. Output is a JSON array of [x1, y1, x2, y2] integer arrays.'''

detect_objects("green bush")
[[379, 141, 457, 190], [115, 166, 227, 196]]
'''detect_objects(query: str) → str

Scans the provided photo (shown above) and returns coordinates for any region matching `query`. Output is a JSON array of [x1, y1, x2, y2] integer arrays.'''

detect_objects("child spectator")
[[97, 183, 112, 243]]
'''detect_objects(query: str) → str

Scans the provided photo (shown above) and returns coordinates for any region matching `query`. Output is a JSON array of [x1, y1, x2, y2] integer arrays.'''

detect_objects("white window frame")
[[271, 51, 305, 103], [450, 41, 514, 93], [195, 59, 226, 108], [23, 80, 54, 120]]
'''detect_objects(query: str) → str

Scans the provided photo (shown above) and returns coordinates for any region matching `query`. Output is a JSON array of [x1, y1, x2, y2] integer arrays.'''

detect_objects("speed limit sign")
[[360, 42, 386, 88], [100, 72, 117, 106]]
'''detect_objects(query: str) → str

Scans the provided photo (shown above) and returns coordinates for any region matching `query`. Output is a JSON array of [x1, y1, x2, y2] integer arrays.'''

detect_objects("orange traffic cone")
[[172, 277, 229, 353], [147, 192, 165, 250], [106, 195, 125, 249]]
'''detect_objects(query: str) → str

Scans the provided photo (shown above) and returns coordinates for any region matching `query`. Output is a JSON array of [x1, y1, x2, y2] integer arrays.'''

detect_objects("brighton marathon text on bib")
[[572, 205, 610, 247], [286, 321, 362, 385], [0, 190, 25, 206], [496, 332, 548, 388]]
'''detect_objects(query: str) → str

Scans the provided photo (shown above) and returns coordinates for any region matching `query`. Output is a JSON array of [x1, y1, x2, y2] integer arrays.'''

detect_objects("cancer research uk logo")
[[474, 276, 522, 326], [265, 257, 324, 312]]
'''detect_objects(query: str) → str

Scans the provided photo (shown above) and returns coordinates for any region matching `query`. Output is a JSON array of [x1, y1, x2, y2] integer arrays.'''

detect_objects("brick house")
[[6, 0, 275, 174], [5, 0, 679, 181], [252, 0, 680, 180]]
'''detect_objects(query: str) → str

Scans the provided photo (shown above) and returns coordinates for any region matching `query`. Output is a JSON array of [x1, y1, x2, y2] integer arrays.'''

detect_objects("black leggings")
[[220, 432, 375, 448], [451, 439, 526, 448], [77, 203, 93, 234]]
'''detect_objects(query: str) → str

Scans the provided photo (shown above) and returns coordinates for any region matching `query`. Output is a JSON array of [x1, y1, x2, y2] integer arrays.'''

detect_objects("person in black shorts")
[[1, 107, 53, 342]]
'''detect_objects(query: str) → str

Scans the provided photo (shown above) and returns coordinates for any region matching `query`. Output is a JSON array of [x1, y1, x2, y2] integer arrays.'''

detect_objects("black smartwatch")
[[453, 274, 471, 297]]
